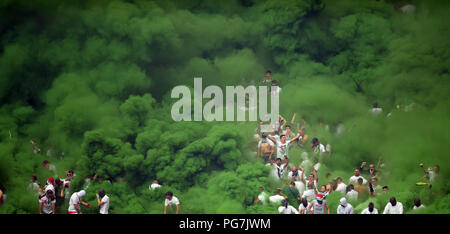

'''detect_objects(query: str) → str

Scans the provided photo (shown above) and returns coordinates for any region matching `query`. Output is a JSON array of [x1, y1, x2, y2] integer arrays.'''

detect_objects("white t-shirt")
[[294, 181, 305, 196], [28, 182, 40, 192], [278, 205, 299, 214], [311, 200, 327, 214], [413, 204, 425, 210], [349, 175, 367, 185], [39, 195, 56, 214], [165, 196, 180, 207], [383, 202, 403, 214], [258, 192, 268, 205], [370, 108, 383, 116], [428, 170, 437, 183], [150, 183, 162, 190], [269, 195, 284, 204], [269, 134, 280, 142], [99, 195, 110, 214], [313, 144, 326, 153], [302, 178, 318, 201], [361, 208, 378, 214], [275, 140, 291, 158], [287, 170, 301, 180], [68, 193, 81, 213], [272, 164, 287, 179], [299, 203, 308, 214], [337, 204, 354, 214], [346, 190, 358, 201], [336, 183, 347, 195]]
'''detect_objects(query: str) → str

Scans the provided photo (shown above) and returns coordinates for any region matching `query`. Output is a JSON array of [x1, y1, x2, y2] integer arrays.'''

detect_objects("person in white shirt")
[[298, 199, 309, 214], [254, 187, 269, 205], [164, 191, 180, 214], [261, 70, 272, 83], [311, 138, 326, 154], [287, 166, 301, 181], [68, 190, 91, 214], [269, 130, 280, 142], [150, 180, 162, 190], [308, 193, 330, 214], [96, 188, 110, 214], [335, 177, 347, 195], [383, 197, 403, 214], [294, 180, 305, 197], [267, 133, 301, 159], [337, 197, 354, 214], [346, 184, 358, 201], [39, 189, 56, 214], [369, 177, 382, 196], [271, 157, 289, 180], [278, 199, 299, 214], [413, 198, 425, 210], [28, 176, 41, 194], [349, 169, 367, 185], [269, 189, 285, 205], [318, 185, 329, 199], [300, 166, 319, 202], [281, 125, 296, 141], [419, 163, 439, 184], [44, 177, 55, 195], [361, 202, 378, 214], [370, 102, 383, 116]]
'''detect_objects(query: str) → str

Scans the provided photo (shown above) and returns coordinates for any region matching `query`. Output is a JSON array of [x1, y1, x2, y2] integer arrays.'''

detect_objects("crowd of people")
[[253, 113, 439, 214], [23, 163, 110, 214], [0, 70, 440, 215], [252, 70, 440, 214]]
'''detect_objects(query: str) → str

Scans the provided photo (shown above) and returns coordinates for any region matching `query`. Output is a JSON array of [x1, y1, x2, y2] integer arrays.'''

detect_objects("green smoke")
[[0, 0, 449, 214]]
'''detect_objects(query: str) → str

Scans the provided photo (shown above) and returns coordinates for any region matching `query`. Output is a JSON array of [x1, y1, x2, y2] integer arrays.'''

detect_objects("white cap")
[[340, 197, 347, 206], [78, 190, 86, 197]]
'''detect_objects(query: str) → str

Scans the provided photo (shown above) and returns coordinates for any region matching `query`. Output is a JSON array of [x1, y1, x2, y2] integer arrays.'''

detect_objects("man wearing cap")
[[307, 193, 330, 214], [44, 177, 55, 195], [337, 197, 354, 214], [68, 190, 91, 214]]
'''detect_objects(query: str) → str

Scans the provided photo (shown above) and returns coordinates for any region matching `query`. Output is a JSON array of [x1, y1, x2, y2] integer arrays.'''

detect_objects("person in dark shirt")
[[359, 161, 379, 178], [282, 181, 301, 207]]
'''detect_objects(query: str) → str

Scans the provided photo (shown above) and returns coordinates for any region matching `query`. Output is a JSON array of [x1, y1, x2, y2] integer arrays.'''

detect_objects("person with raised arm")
[[267, 132, 301, 159]]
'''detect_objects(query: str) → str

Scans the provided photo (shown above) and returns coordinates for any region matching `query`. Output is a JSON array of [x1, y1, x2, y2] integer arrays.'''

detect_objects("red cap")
[[47, 177, 54, 185]]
